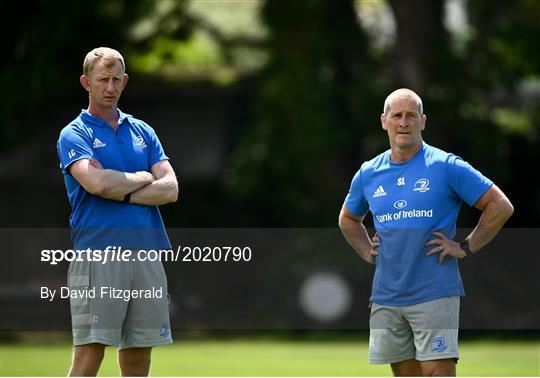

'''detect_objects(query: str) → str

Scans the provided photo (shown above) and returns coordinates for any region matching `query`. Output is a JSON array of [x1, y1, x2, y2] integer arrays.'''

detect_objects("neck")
[[87, 103, 119, 129], [390, 141, 422, 163]]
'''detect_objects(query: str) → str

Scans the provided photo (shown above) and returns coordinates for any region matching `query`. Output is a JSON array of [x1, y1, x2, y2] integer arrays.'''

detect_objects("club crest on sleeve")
[[134, 136, 147, 149]]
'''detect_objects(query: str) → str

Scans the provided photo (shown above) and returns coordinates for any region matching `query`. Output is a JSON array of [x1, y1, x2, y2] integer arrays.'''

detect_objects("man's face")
[[81, 59, 128, 109], [381, 95, 426, 150]]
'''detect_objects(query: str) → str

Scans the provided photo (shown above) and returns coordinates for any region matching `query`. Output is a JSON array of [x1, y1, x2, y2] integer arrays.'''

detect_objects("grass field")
[[0, 339, 538, 376]]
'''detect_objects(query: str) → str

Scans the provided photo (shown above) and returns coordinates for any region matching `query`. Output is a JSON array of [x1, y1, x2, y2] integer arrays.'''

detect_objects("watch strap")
[[123, 192, 132, 203], [459, 239, 472, 257]]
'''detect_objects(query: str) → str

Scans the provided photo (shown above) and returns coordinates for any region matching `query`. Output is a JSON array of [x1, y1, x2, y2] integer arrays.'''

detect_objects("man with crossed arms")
[[57, 47, 178, 376]]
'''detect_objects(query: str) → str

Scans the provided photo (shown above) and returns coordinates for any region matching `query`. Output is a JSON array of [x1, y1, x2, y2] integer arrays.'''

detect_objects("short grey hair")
[[83, 47, 125, 76], [383, 88, 423, 116]]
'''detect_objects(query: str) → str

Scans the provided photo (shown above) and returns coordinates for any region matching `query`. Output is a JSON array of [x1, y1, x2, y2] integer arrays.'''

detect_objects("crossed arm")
[[69, 158, 178, 206], [338, 184, 513, 264]]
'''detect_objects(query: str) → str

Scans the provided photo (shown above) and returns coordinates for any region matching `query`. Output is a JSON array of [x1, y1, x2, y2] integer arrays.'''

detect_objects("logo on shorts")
[[431, 337, 448, 352], [160, 323, 169, 338]]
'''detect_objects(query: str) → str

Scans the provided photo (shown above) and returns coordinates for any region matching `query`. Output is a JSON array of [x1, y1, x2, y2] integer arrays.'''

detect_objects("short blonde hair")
[[83, 47, 125, 76]]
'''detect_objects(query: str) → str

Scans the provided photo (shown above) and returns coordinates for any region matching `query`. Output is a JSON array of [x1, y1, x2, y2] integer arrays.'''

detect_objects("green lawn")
[[1, 339, 538, 376]]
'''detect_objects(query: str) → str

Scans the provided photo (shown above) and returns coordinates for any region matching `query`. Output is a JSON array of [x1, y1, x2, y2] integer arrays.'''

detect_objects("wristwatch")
[[123, 192, 132, 203], [459, 239, 472, 257]]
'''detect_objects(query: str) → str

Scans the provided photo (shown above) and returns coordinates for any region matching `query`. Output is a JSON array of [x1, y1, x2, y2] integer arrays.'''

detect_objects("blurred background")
[[0, 0, 539, 375]]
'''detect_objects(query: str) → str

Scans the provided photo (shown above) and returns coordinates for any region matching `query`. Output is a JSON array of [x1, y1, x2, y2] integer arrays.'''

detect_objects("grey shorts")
[[369, 296, 459, 364], [67, 255, 173, 349]]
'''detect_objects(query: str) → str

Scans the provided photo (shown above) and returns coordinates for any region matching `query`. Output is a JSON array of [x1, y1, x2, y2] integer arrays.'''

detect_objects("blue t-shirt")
[[57, 109, 171, 250], [344, 143, 493, 306]]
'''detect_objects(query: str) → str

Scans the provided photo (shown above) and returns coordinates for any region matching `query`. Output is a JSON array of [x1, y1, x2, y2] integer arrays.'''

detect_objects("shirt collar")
[[80, 108, 132, 128], [117, 108, 131, 124]]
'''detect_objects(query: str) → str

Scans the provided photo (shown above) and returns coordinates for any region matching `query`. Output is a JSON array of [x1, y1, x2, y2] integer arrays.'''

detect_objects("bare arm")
[[69, 158, 154, 201], [129, 160, 179, 206], [467, 184, 514, 252], [426, 184, 514, 262], [338, 204, 378, 264]]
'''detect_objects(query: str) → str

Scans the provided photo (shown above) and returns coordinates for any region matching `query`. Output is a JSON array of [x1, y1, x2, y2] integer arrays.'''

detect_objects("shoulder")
[[423, 143, 488, 182], [359, 150, 390, 175], [423, 143, 461, 167], [348, 150, 388, 186], [125, 114, 158, 136], [58, 116, 91, 140], [122, 110, 152, 131]]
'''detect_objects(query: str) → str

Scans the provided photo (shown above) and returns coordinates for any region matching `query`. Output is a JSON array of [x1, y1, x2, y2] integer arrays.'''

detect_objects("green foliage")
[[127, 0, 268, 84], [0, 0, 153, 153], [493, 108, 533, 136], [219, 0, 540, 227], [225, 0, 377, 226], [3, 0, 540, 226]]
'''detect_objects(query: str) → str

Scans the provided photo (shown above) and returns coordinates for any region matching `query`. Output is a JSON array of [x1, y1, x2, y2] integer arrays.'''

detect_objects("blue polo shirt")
[[57, 109, 171, 250], [344, 143, 493, 306]]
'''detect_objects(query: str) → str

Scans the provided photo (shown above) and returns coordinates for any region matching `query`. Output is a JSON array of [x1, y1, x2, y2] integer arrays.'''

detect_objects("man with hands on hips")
[[338, 88, 513, 376]]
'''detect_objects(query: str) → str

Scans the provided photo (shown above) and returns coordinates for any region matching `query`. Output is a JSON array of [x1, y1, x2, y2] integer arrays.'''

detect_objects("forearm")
[[93, 169, 154, 201], [129, 175, 178, 206], [338, 215, 374, 263], [467, 198, 514, 253]]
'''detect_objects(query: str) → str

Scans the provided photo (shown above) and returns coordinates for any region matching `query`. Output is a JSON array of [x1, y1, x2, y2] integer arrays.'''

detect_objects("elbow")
[[167, 182, 179, 203], [169, 189, 179, 203], [172, 181, 179, 202], [338, 213, 347, 231], [504, 199, 514, 220], [338, 209, 362, 231], [492, 197, 514, 224]]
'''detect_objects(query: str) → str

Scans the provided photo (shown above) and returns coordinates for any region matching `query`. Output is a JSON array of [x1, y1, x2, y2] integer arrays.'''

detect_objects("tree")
[[225, 0, 376, 226], [0, 0, 154, 153]]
